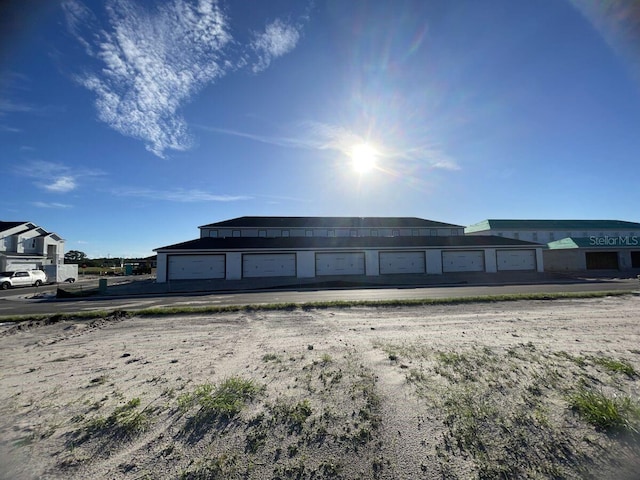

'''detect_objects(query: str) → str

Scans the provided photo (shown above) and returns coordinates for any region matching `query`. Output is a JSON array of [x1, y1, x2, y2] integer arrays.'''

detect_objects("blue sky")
[[2, 0, 640, 258]]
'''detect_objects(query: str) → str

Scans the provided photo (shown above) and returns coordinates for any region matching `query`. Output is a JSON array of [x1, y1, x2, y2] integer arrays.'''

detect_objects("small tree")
[[64, 250, 87, 263]]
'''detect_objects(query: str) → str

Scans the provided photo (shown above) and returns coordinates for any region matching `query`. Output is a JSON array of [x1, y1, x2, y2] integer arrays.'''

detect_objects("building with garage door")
[[0, 221, 65, 271], [154, 216, 544, 285], [465, 219, 640, 272]]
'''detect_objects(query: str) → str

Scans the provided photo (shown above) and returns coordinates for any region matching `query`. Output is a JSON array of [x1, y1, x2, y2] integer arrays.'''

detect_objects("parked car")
[[0, 270, 48, 289]]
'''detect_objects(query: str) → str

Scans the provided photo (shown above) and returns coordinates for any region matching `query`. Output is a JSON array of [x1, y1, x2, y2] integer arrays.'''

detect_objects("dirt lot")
[[1, 295, 639, 479]]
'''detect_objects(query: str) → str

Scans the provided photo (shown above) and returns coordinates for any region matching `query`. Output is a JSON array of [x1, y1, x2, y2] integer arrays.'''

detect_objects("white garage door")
[[243, 253, 296, 278], [168, 255, 225, 280], [442, 250, 485, 272], [316, 252, 365, 276], [497, 249, 536, 271], [379, 251, 425, 274]]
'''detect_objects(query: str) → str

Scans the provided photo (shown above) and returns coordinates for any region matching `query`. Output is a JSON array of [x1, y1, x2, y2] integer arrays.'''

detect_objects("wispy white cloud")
[[63, 0, 305, 158], [111, 186, 252, 202], [15, 160, 105, 193], [45, 176, 77, 193], [32, 201, 73, 209], [251, 19, 301, 73], [0, 99, 39, 115], [198, 121, 461, 171]]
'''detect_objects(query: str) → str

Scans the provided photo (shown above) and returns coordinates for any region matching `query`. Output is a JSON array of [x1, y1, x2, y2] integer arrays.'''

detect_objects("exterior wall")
[[535, 248, 544, 272], [156, 253, 168, 282], [296, 251, 315, 278], [202, 226, 464, 239], [425, 250, 443, 274], [365, 250, 380, 276], [619, 251, 630, 270], [484, 249, 497, 273], [226, 253, 242, 280]]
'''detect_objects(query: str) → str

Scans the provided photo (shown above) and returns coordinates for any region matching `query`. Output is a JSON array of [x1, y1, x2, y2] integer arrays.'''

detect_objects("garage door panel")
[[442, 250, 485, 272], [379, 251, 425, 274], [316, 252, 365, 276], [586, 252, 619, 270], [497, 249, 536, 271], [169, 255, 225, 280], [243, 254, 296, 278]]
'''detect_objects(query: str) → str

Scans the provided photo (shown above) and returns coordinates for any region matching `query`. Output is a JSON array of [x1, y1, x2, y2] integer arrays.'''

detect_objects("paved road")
[[0, 278, 636, 318]]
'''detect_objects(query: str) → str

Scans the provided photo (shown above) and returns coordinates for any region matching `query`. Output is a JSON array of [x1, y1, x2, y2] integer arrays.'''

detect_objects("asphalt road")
[[0, 278, 637, 318]]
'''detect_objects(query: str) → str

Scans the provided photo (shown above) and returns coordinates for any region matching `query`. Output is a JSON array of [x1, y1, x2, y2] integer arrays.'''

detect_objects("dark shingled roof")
[[156, 235, 538, 252], [0, 221, 30, 233], [199, 216, 463, 229]]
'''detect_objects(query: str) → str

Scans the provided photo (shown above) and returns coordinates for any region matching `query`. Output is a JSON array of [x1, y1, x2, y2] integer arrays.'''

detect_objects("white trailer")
[[43, 264, 78, 283]]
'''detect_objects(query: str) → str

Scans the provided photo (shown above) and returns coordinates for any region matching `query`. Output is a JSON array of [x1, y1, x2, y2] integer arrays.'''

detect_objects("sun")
[[350, 143, 378, 173]]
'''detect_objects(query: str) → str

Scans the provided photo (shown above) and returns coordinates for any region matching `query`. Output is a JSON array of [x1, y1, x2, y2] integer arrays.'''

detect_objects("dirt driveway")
[[1, 295, 639, 479]]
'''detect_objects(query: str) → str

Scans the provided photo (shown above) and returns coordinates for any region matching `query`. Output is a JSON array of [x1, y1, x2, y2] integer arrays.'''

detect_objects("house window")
[[31, 239, 37, 248], [392, 230, 400, 237], [305, 230, 313, 237], [513, 232, 520, 239], [328, 230, 335, 237], [371, 230, 378, 237], [430, 229, 437, 236], [259, 230, 267, 238], [232, 230, 241, 238], [209, 230, 218, 238], [549, 232, 555, 241], [450, 229, 457, 236], [412, 229, 419, 236], [350, 230, 358, 237], [532, 232, 538, 241], [282, 230, 290, 237]]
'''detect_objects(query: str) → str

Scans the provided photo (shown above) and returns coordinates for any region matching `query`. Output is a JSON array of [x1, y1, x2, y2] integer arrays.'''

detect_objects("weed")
[[270, 399, 313, 432], [180, 454, 239, 479], [554, 350, 586, 367], [568, 388, 640, 433], [590, 356, 638, 378], [262, 353, 281, 362], [83, 397, 151, 441], [178, 377, 263, 420]]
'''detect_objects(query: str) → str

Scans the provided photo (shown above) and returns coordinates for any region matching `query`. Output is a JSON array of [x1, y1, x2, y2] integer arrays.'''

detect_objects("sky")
[[2, 0, 640, 258]]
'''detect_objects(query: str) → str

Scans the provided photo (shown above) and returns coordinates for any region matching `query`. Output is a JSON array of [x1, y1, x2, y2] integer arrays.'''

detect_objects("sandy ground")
[[1, 295, 639, 479]]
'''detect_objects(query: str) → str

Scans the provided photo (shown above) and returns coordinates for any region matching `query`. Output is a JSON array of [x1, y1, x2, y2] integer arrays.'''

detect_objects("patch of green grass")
[[554, 351, 587, 367], [270, 399, 313, 432], [568, 388, 640, 433], [180, 454, 239, 479], [590, 356, 637, 378], [178, 377, 263, 419], [261, 353, 281, 362], [0, 291, 632, 323], [84, 397, 151, 438]]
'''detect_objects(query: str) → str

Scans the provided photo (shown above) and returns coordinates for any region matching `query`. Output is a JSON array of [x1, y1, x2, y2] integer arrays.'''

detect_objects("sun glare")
[[350, 143, 378, 173]]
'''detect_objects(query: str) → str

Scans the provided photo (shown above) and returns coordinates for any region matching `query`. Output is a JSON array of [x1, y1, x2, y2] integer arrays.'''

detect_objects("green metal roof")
[[547, 236, 640, 249], [465, 219, 640, 233]]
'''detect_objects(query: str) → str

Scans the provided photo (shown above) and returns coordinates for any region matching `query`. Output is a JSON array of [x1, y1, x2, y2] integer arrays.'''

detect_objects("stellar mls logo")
[[589, 236, 639, 246]]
